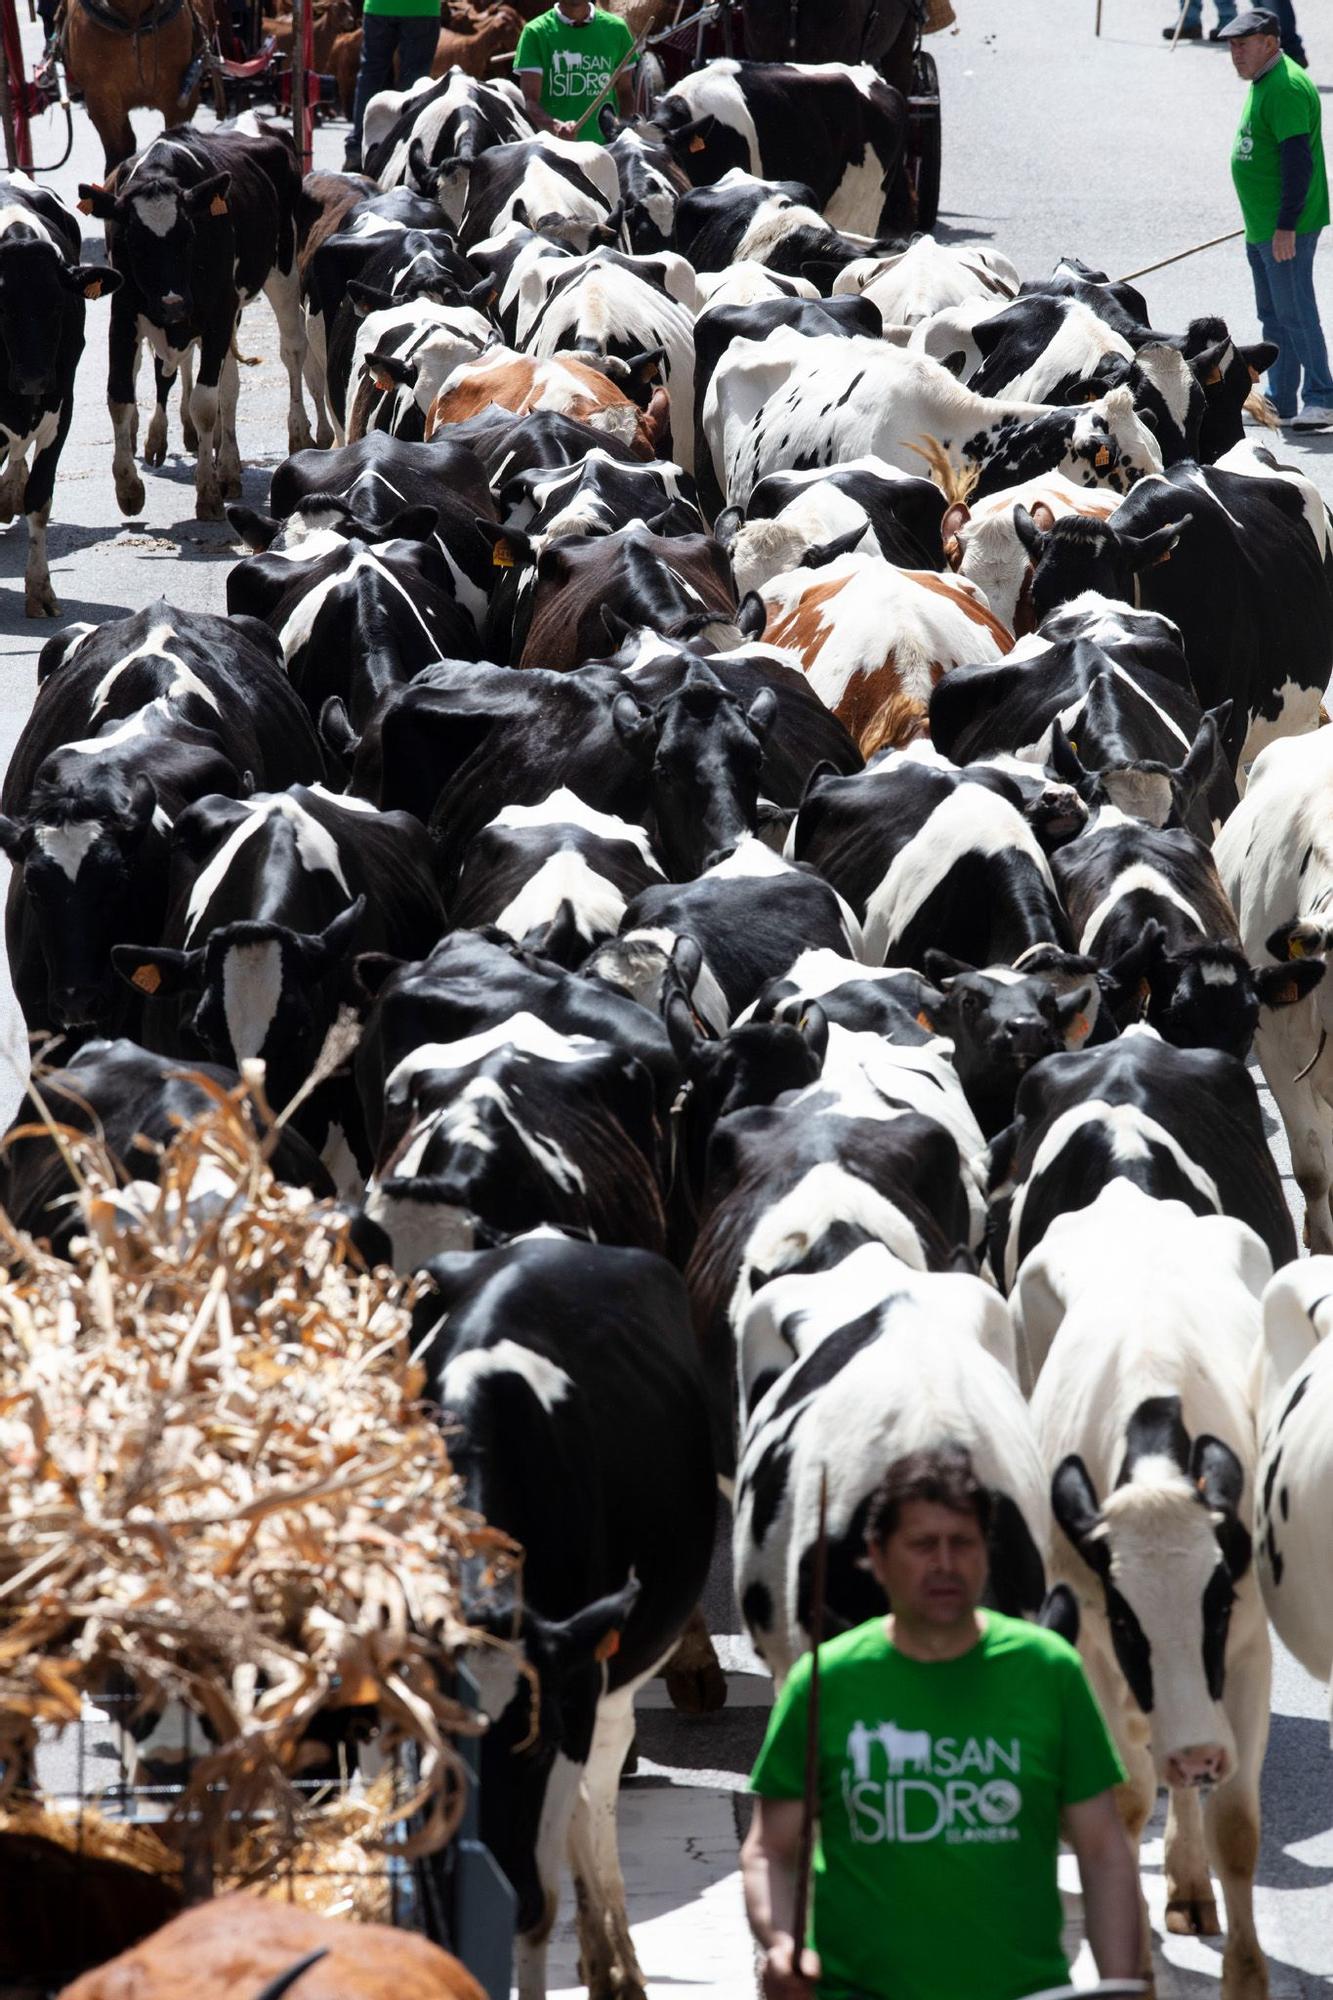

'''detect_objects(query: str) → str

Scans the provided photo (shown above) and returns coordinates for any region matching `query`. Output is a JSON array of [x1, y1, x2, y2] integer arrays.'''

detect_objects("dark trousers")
[[349, 12, 439, 152], [1246, 229, 1333, 416]]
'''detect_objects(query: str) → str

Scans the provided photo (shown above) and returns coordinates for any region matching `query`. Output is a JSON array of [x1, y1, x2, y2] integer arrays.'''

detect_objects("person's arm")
[[1063, 1789, 1144, 1980], [519, 68, 580, 139], [740, 1797, 823, 2000], [1274, 132, 1313, 260], [614, 66, 635, 118]]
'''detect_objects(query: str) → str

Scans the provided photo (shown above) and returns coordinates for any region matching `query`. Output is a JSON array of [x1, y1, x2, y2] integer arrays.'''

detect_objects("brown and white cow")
[[759, 552, 1013, 755], [939, 472, 1124, 634], [426, 347, 667, 457]]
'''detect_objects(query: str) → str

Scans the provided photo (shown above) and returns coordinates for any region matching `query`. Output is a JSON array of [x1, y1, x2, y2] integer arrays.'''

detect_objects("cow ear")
[[1191, 1433, 1253, 1580], [474, 519, 531, 573], [1254, 957, 1325, 1010], [671, 932, 703, 997], [664, 986, 700, 1063], [1099, 918, 1166, 1021], [1036, 1582, 1080, 1647], [542, 1575, 641, 1683], [77, 182, 116, 220], [1171, 701, 1230, 818], [466, 275, 499, 314], [123, 774, 157, 841], [383, 503, 439, 542], [63, 262, 121, 301], [1123, 519, 1185, 571], [611, 691, 653, 752], [1047, 719, 1090, 790], [1013, 503, 1047, 560], [1055, 981, 1095, 1049], [347, 279, 397, 317], [746, 686, 778, 740], [922, 947, 974, 986], [367, 349, 418, 394], [940, 500, 970, 564], [320, 696, 361, 765], [714, 506, 744, 551], [1051, 1454, 1110, 1576], [111, 942, 204, 999], [0, 814, 30, 860], [1265, 919, 1328, 963], [798, 999, 828, 1067], [736, 591, 767, 642], [306, 895, 367, 972], [352, 951, 404, 1002], [671, 113, 716, 158], [226, 503, 282, 551], [185, 172, 232, 217], [1241, 340, 1278, 380], [799, 520, 867, 569]]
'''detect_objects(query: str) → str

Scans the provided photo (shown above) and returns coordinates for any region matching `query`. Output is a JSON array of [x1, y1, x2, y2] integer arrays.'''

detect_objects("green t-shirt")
[[513, 5, 636, 142], [1231, 54, 1330, 243], [362, 0, 439, 22], [749, 1613, 1125, 2000]]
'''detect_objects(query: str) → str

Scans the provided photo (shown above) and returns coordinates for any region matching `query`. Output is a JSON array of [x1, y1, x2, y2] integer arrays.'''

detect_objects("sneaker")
[[1288, 405, 1333, 429], [1164, 20, 1203, 36]]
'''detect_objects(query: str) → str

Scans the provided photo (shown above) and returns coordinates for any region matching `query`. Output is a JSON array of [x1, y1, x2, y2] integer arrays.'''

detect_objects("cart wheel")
[[908, 47, 941, 232], [636, 51, 665, 119]]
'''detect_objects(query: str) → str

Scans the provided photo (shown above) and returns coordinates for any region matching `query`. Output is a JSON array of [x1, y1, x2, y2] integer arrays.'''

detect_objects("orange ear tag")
[[1094, 446, 1110, 467], [688, 134, 705, 153], [209, 194, 228, 217], [915, 1008, 934, 1030], [132, 964, 162, 995], [77, 198, 94, 216], [594, 1627, 621, 1662], [370, 369, 396, 394], [83, 279, 102, 300]]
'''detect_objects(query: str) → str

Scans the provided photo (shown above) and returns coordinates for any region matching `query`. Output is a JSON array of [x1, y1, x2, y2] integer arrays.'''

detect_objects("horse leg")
[[145, 356, 174, 465], [263, 261, 315, 453], [109, 298, 146, 517]]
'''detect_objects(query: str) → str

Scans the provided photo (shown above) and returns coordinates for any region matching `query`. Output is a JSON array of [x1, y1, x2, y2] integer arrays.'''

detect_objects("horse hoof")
[[664, 1661, 728, 1716]]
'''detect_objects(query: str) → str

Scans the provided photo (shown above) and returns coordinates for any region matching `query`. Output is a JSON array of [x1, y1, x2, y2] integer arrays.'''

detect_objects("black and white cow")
[[109, 784, 444, 1184], [1051, 813, 1319, 1058], [1021, 1180, 1271, 1995], [929, 594, 1237, 838], [0, 604, 321, 1037], [832, 235, 1019, 327], [715, 457, 947, 593], [368, 71, 533, 212], [455, 137, 621, 255], [605, 118, 687, 251], [988, 1029, 1297, 1291], [450, 788, 665, 964], [734, 1241, 1049, 1680], [81, 128, 313, 519], [265, 428, 497, 534], [656, 59, 912, 237], [707, 334, 1163, 514], [499, 448, 701, 540], [325, 229, 487, 438], [0, 175, 119, 615], [791, 750, 1072, 969], [344, 298, 496, 441], [1020, 444, 1333, 777], [300, 187, 444, 440], [912, 950, 1101, 1141], [0, 1037, 333, 1254], [411, 1233, 714, 2000], [358, 1013, 666, 1267], [672, 169, 897, 286]]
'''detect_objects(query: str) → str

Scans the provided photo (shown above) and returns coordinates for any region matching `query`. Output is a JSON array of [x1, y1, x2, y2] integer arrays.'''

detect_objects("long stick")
[[1118, 226, 1244, 284], [791, 1468, 828, 1983], [1095, 0, 1103, 35], [1168, 0, 1190, 48]]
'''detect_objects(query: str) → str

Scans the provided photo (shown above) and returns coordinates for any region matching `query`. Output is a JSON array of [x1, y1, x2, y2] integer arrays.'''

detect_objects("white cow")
[[1019, 1181, 1272, 2000], [832, 235, 1020, 326], [1214, 726, 1333, 1251], [1253, 1259, 1333, 1732], [734, 1241, 1047, 1684]]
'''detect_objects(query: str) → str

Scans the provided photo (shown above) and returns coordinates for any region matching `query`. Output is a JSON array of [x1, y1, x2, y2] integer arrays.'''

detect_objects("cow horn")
[[251, 1948, 329, 2000]]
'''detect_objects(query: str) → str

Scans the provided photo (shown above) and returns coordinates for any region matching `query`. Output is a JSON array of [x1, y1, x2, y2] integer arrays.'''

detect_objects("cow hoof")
[[181, 420, 199, 454], [195, 488, 224, 522], [288, 419, 315, 453], [143, 418, 167, 466], [115, 473, 146, 517], [1166, 1896, 1221, 1937], [664, 1660, 728, 1715], [25, 588, 58, 618], [221, 470, 243, 501], [316, 423, 335, 449]]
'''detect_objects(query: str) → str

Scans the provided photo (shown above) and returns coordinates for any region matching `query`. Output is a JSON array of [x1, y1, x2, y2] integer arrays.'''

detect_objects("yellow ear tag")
[[83, 279, 102, 300], [594, 1627, 621, 1662], [688, 134, 705, 153], [132, 964, 162, 995], [1289, 935, 1307, 959], [209, 194, 228, 217], [492, 539, 515, 568], [1094, 446, 1110, 467]]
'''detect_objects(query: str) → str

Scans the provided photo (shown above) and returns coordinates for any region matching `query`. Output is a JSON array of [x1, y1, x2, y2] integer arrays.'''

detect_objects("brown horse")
[[62, 0, 214, 171]]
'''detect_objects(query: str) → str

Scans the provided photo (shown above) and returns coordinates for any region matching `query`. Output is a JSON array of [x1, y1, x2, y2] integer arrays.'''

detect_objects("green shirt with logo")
[[749, 1613, 1125, 2000], [1232, 53, 1330, 243], [514, 5, 635, 142]]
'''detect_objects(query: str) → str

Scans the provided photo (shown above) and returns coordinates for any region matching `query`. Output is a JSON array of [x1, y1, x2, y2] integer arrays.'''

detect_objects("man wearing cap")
[[1225, 8, 1333, 429]]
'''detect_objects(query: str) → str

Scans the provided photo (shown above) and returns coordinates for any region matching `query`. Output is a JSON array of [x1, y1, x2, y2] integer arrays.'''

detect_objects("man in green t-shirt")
[[742, 1446, 1141, 2000], [1223, 8, 1333, 428], [514, 0, 636, 143]]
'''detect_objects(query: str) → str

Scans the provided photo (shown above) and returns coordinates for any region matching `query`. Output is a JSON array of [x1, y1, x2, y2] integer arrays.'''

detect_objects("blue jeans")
[[1246, 230, 1333, 416], [1178, 0, 1234, 27], [349, 13, 439, 152]]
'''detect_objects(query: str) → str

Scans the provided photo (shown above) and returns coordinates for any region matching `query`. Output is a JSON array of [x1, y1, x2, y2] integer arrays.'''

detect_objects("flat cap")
[[1216, 9, 1280, 36]]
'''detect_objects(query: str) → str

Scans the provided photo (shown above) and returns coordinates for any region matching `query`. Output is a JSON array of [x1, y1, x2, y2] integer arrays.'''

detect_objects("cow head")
[[919, 950, 1097, 1137], [0, 774, 159, 1031], [1099, 920, 1323, 1061], [1063, 385, 1164, 494], [1053, 1396, 1251, 1784], [111, 900, 366, 1109], [1016, 505, 1186, 628], [655, 104, 747, 187], [1181, 318, 1278, 461], [665, 990, 826, 1211], [1069, 343, 1205, 467], [0, 238, 120, 404], [1047, 707, 1229, 833], [80, 172, 231, 330], [626, 666, 777, 878]]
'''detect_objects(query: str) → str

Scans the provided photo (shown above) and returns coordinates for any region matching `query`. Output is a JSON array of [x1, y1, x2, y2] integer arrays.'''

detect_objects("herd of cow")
[[2, 40, 1333, 2000]]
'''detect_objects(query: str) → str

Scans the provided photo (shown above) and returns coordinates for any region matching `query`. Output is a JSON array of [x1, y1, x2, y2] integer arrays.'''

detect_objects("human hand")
[[761, 1934, 822, 1999], [555, 118, 582, 140], [1273, 228, 1297, 262]]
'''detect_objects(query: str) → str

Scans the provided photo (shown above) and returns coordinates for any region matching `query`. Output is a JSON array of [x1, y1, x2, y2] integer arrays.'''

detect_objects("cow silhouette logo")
[[846, 1718, 933, 1778]]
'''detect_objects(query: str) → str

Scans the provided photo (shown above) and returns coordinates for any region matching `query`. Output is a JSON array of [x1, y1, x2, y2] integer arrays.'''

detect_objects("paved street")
[[0, 0, 1330, 1991]]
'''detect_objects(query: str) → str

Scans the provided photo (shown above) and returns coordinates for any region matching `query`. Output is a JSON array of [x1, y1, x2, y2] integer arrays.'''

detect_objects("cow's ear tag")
[[1276, 978, 1302, 1005], [1135, 976, 1151, 1010], [594, 1627, 621, 1662], [491, 538, 515, 568], [77, 198, 93, 216], [1288, 935, 1307, 959], [209, 194, 228, 217], [83, 278, 102, 300], [1151, 547, 1171, 567], [1248, 364, 1262, 383], [131, 963, 162, 995], [688, 134, 705, 153], [1204, 365, 1223, 387], [1094, 446, 1110, 467], [1071, 1010, 1090, 1042], [915, 1008, 934, 1031], [370, 368, 396, 393]]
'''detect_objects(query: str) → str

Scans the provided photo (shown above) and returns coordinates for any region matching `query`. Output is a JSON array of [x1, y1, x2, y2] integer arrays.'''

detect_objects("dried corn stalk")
[[0, 1075, 521, 1880]]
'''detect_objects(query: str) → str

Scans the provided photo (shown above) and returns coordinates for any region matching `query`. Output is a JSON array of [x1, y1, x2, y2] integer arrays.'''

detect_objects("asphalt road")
[[1, 0, 1331, 1993]]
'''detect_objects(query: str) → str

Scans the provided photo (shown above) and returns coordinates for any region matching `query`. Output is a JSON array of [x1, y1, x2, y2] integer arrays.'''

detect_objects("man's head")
[[1219, 9, 1280, 78], [864, 1445, 991, 1628], [556, 0, 594, 20]]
